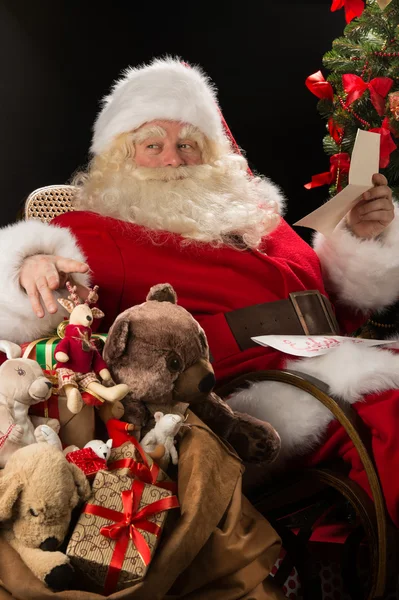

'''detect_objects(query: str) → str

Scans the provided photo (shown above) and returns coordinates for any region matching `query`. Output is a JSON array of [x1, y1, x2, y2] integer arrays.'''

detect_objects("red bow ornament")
[[331, 0, 365, 23], [369, 118, 397, 168], [328, 118, 345, 144], [305, 71, 334, 101], [305, 153, 351, 190], [343, 74, 393, 117]]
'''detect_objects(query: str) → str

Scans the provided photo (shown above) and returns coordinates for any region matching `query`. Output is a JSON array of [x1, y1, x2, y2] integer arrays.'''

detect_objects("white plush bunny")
[[140, 412, 183, 470]]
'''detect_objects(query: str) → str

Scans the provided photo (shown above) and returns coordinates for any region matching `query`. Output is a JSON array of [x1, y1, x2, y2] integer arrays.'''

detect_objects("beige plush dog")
[[0, 443, 90, 590], [0, 358, 62, 467]]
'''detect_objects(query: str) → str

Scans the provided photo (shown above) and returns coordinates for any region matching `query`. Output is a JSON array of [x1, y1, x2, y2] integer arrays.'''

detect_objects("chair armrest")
[[217, 369, 388, 598]]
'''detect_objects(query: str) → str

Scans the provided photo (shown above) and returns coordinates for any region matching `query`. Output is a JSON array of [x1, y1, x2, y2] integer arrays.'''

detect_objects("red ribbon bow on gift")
[[108, 433, 177, 493], [370, 117, 397, 168], [84, 479, 179, 594], [343, 74, 393, 116], [305, 153, 351, 190], [331, 0, 365, 23], [305, 71, 334, 101]]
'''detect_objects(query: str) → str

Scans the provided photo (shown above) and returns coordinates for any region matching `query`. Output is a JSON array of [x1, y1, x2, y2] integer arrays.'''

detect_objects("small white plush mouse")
[[84, 439, 113, 461], [140, 412, 183, 470], [64, 439, 113, 462]]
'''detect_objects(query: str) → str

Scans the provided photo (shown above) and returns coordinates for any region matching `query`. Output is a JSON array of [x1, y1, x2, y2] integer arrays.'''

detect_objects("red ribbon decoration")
[[305, 153, 351, 190], [331, 0, 365, 23], [328, 118, 345, 144], [343, 74, 393, 117], [305, 71, 334, 101], [108, 434, 177, 493], [84, 479, 179, 594], [369, 118, 397, 168]]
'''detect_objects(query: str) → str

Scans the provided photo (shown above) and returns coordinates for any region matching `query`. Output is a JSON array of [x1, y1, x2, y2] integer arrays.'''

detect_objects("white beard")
[[75, 154, 285, 249]]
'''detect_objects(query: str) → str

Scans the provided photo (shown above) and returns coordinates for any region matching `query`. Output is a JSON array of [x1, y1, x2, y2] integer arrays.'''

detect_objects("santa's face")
[[74, 119, 284, 248], [133, 120, 203, 169]]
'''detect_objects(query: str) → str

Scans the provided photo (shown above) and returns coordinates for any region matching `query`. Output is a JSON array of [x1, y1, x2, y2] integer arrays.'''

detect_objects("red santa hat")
[[91, 57, 227, 155]]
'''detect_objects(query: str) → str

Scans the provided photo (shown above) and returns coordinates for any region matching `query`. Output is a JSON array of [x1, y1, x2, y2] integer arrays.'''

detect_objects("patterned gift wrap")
[[66, 470, 179, 594], [108, 439, 177, 492]]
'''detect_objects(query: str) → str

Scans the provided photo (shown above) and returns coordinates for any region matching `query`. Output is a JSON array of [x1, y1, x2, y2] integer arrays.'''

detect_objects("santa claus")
[[1, 57, 399, 523]]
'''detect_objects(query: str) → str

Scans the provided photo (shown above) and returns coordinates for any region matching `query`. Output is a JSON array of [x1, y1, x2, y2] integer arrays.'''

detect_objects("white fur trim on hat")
[[92, 57, 225, 155], [313, 203, 399, 312]]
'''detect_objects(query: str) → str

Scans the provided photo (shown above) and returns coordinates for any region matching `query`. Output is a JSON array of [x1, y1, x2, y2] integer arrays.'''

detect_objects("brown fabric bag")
[[0, 412, 285, 600]]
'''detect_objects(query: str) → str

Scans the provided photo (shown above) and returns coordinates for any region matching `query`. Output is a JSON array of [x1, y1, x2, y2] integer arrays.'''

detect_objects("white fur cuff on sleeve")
[[313, 205, 399, 312], [0, 219, 90, 344]]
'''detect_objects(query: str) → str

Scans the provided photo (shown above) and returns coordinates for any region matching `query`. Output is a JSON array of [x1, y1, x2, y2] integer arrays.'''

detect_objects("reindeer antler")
[[66, 281, 81, 306], [86, 285, 99, 306]]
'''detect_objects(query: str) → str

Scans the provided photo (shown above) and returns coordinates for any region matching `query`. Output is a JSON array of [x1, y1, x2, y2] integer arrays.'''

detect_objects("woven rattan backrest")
[[24, 185, 77, 222]]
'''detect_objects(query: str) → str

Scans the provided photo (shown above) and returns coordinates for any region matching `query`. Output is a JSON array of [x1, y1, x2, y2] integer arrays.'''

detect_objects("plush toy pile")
[[0, 283, 281, 594]]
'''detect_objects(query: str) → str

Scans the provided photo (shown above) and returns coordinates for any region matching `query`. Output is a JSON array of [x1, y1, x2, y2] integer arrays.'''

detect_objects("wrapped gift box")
[[66, 470, 179, 594], [108, 440, 176, 492], [65, 447, 107, 479]]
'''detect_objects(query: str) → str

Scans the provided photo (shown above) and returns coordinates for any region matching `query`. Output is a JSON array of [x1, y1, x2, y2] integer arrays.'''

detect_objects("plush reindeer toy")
[[55, 282, 129, 414]]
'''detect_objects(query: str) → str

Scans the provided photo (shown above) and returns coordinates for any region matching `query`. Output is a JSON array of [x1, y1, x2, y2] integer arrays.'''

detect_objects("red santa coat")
[[53, 211, 352, 381], [52, 210, 399, 526]]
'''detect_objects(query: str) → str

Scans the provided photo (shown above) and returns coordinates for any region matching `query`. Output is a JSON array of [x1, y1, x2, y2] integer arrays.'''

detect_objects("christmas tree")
[[306, 0, 399, 337], [306, 0, 399, 198]]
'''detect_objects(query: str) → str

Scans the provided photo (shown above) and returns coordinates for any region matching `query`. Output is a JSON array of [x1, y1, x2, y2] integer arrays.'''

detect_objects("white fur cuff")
[[0, 219, 89, 344], [313, 205, 399, 312]]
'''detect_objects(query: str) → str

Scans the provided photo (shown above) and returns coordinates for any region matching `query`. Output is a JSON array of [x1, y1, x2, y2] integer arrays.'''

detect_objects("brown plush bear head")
[[104, 284, 215, 410]]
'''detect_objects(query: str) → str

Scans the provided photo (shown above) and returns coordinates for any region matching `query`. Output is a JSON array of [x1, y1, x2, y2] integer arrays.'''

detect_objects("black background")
[[0, 1, 345, 237]]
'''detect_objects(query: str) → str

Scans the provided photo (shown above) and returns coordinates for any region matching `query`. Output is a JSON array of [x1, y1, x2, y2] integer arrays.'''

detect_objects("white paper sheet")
[[251, 334, 398, 357], [294, 130, 380, 235]]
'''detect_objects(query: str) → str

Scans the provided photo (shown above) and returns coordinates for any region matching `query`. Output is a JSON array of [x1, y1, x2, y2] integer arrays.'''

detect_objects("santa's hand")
[[19, 254, 90, 318], [346, 173, 394, 239], [99, 368, 115, 387]]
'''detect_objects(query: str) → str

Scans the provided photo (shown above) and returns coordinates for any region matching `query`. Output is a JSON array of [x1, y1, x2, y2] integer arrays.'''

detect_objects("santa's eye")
[[15, 367, 26, 376], [167, 356, 182, 373]]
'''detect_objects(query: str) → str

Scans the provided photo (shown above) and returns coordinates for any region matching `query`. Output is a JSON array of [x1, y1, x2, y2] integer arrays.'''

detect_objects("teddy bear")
[[0, 357, 63, 467], [103, 283, 281, 465], [0, 443, 90, 590], [55, 281, 129, 414], [141, 411, 184, 470]]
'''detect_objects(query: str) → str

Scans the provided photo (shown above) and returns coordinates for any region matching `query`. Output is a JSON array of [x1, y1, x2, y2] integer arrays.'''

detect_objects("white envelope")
[[251, 334, 398, 357], [294, 129, 380, 235]]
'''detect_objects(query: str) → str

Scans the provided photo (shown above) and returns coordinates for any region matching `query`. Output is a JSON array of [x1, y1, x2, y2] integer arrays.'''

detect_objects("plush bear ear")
[[146, 284, 177, 304], [106, 439, 113, 450], [104, 319, 131, 361], [0, 472, 24, 521], [154, 411, 164, 422]]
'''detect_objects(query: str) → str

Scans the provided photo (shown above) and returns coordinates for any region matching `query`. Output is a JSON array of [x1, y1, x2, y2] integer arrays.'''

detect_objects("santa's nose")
[[161, 147, 184, 167]]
